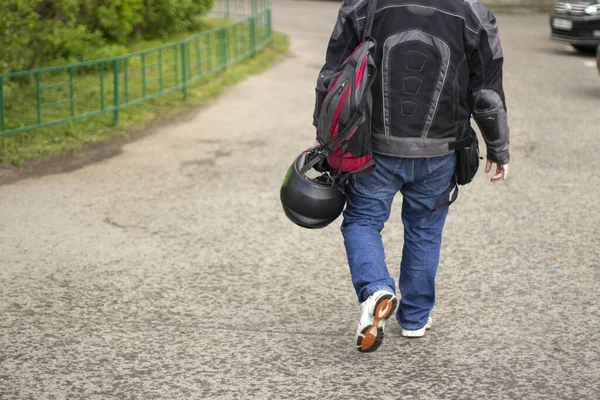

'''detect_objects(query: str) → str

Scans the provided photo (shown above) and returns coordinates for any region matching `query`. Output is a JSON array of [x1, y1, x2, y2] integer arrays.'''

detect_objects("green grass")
[[0, 16, 288, 166]]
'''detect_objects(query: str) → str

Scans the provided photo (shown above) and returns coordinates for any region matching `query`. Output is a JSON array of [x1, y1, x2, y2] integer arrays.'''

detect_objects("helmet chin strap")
[[299, 148, 327, 175]]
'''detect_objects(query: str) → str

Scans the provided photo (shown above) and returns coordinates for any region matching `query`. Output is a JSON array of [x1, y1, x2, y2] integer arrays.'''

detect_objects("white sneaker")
[[401, 317, 433, 338], [355, 290, 398, 353]]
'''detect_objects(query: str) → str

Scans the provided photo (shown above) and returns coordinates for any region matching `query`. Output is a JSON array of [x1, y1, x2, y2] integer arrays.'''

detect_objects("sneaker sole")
[[356, 294, 398, 353]]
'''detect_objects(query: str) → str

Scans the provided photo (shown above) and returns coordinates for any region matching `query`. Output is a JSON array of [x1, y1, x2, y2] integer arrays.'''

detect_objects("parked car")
[[550, 1, 600, 52]]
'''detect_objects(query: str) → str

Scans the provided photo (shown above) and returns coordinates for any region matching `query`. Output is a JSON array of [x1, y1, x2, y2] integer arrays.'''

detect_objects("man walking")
[[314, 0, 510, 352]]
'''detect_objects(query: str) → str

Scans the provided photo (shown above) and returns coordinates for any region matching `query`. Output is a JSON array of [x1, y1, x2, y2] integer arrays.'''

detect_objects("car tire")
[[596, 45, 600, 75], [572, 44, 598, 54]]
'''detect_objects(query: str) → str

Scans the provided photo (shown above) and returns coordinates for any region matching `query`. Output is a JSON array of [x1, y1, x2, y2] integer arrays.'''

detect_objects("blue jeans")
[[340, 152, 456, 330]]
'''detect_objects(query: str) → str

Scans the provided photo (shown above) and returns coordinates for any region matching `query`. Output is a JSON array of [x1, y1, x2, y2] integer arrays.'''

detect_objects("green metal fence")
[[0, 0, 272, 138]]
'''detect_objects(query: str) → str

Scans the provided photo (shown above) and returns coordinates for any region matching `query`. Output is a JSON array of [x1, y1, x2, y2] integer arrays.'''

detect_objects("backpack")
[[311, 0, 379, 181]]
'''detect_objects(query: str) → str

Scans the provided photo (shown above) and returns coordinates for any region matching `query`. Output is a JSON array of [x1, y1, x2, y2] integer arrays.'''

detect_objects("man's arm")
[[467, 4, 510, 169], [312, 0, 362, 127]]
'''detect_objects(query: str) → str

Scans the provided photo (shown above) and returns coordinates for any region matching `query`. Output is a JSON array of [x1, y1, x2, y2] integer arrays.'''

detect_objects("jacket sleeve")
[[312, 0, 361, 128], [467, 4, 510, 165]]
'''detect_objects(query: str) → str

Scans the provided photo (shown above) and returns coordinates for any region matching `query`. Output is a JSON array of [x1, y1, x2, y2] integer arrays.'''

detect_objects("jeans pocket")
[[422, 153, 456, 194], [353, 157, 399, 194]]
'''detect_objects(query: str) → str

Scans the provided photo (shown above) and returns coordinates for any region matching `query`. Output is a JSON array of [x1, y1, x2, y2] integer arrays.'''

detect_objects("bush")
[[83, 0, 216, 43], [95, 0, 145, 43], [134, 0, 216, 39], [0, 0, 125, 74], [0, 0, 215, 75]]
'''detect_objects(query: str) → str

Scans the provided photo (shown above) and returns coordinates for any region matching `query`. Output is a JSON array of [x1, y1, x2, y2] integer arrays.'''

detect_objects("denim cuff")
[[397, 317, 429, 331], [360, 285, 396, 302]]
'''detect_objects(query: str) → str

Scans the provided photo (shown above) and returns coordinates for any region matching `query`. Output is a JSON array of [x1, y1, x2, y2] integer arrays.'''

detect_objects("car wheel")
[[572, 44, 598, 54], [596, 45, 600, 75]]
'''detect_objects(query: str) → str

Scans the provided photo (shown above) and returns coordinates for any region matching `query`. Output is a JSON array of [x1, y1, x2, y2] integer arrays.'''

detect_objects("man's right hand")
[[485, 160, 509, 182]]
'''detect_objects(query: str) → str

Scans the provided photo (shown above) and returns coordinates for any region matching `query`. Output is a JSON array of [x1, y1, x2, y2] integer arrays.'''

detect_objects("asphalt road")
[[1, 1, 600, 399]]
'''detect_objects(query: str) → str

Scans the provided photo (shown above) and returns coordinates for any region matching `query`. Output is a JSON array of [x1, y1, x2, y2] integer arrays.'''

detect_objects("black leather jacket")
[[315, 0, 510, 164]]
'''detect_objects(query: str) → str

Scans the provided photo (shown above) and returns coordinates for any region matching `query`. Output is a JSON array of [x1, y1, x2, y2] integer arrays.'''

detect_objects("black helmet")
[[280, 148, 347, 229]]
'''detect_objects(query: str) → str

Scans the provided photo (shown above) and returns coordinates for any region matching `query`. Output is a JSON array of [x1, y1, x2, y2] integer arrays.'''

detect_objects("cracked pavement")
[[1, 1, 600, 399]]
